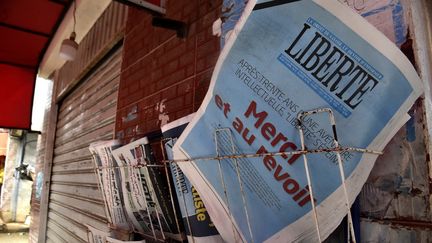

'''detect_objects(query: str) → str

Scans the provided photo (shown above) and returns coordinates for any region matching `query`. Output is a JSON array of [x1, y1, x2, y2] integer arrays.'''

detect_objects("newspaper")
[[106, 237, 146, 243], [161, 114, 223, 243], [111, 137, 182, 240], [86, 224, 113, 243], [173, 0, 423, 242], [89, 140, 129, 230]]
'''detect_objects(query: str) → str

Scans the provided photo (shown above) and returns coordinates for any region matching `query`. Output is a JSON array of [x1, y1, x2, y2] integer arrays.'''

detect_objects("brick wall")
[[116, 0, 222, 142]]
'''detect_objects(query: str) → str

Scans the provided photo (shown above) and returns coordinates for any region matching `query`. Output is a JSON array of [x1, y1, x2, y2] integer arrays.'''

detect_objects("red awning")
[[0, 0, 70, 129]]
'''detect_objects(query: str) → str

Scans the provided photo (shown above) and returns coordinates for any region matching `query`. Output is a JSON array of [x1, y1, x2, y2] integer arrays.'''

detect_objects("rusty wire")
[[93, 146, 382, 170]]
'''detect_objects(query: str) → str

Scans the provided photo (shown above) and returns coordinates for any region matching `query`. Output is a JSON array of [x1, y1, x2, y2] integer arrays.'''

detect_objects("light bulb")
[[59, 32, 78, 61]]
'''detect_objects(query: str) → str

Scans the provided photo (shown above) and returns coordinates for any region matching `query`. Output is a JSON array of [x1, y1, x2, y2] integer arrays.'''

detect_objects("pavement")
[[0, 232, 28, 243], [0, 223, 29, 243]]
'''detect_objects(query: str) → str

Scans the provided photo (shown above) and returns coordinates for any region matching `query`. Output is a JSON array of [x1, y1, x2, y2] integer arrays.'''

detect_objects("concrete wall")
[[1, 132, 39, 223], [15, 133, 39, 223], [0, 135, 20, 222], [0, 133, 8, 156], [344, 0, 432, 241]]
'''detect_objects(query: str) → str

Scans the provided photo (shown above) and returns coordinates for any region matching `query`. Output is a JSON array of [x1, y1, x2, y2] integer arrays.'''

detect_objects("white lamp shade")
[[59, 38, 78, 61]]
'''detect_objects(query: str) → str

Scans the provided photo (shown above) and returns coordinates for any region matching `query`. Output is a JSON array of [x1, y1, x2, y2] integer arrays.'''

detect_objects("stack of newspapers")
[[89, 138, 182, 242]]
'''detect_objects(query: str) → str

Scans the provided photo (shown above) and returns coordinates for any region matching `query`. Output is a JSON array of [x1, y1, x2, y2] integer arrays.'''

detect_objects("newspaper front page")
[[173, 0, 423, 242], [162, 114, 223, 243]]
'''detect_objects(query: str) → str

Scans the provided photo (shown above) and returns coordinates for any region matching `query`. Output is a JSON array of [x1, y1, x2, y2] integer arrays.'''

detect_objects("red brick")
[[115, 130, 125, 141], [162, 87, 177, 100], [198, 1, 221, 17], [162, 60, 179, 76], [186, 65, 195, 77], [188, 22, 197, 37], [207, 51, 220, 66], [197, 27, 217, 47], [140, 106, 155, 121], [123, 89, 143, 106], [175, 107, 194, 120], [184, 91, 193, 106], [197, 38, 219, 59], [157, 68, 186, 90], [165, 96, 185, 114], [163, 38, 181, 52], [138, 99, 150, 113], [194, 86, 210, 106], [179, 50, 195, 67], [125, 125, 136, 138], [126, 8, 151, 33], [117, 0, 223, 137], [167, 0, 184, 16], [198, 6, 220, 31], [177, 78, 194, 96], [196, 46, 219, 73], [143, 94, 161, 111], [140, 110, 156, 125], [171, 68, 187, 84], [196, 57, 206, 73], [128, 81, 140, 94], [161, 43, 187, 65], [154, 28, 173, 46], [152, 68, 163, 82], [182, 1, 199, 22], [117, 100, 124, 110], [118, 85, 129, 99], [146, 118, 160, 132], [139, 55, 152, 69], [194, 70, 212, 105], [122, 114, 139, 127], [187, 35, 197, 50], [195, 81, 209, 94], [115, 119, 122, 130], [141, 82, 156, 98]]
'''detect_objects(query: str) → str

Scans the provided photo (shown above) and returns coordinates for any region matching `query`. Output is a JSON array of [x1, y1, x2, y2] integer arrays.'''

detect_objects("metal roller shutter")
[[45, 46, 122, 243]]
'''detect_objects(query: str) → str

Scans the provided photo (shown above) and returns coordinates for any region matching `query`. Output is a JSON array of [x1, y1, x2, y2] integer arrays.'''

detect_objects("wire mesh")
[[91, 108, 381, 242]]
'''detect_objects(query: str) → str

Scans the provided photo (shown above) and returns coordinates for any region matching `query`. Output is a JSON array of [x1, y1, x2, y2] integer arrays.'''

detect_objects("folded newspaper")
[[173, 0, 423, 242], [161, 114, 223, 243], [89, 140, 129, 230], [106, 237, 146, 243], [111, 137, 183, 241], [87, 224, 112, 243]]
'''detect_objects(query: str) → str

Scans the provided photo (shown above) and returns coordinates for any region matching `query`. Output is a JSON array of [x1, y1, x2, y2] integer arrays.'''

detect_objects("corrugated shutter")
[[45, 46, 122, 243]]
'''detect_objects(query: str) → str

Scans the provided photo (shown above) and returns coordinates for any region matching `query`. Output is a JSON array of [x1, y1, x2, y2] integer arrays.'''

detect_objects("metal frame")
[[92, 141, 185, 242], [297, 108, 357, 243], [38, 77, 60, 243], [92, 108, 382, 242]]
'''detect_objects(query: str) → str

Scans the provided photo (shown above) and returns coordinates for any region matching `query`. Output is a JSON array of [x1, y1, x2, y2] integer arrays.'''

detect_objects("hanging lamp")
[[59, 0, 78, 61]]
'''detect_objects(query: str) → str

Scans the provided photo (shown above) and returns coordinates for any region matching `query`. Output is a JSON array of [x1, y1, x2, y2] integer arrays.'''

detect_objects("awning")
[[0, 0, 70, 129]]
